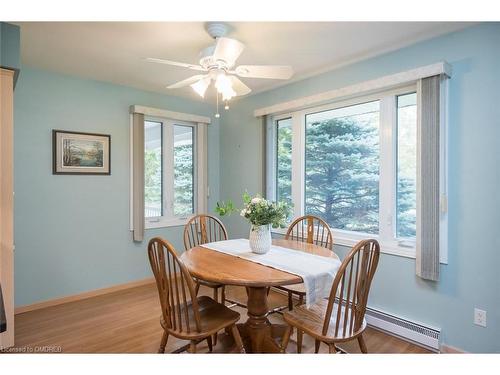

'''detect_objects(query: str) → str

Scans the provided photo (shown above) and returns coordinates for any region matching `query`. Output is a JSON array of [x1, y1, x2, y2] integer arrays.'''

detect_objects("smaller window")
[[143, 118, 198, 226], [396, 92, 417, 239]]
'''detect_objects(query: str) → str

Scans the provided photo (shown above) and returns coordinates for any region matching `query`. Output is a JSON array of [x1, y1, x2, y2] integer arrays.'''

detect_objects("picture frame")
[[52, 130, 111, 175]]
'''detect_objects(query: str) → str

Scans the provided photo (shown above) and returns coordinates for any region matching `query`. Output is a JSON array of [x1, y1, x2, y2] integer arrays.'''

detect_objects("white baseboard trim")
[[15, 277, 155, 315]]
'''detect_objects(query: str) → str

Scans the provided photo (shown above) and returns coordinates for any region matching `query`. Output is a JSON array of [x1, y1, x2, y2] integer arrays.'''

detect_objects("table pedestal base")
[[234, 286, 288, 353], [236, 322, 288, 353]]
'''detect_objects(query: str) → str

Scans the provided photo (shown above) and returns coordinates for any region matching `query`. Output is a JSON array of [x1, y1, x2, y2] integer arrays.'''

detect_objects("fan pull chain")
[[215, 93, 220, 118]]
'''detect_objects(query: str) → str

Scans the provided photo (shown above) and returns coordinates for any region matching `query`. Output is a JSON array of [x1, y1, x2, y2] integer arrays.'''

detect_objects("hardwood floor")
[[12, 283, 431, 354]]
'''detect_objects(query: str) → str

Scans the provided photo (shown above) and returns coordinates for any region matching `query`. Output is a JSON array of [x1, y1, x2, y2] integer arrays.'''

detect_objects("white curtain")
[[416, 75, 441, 281]]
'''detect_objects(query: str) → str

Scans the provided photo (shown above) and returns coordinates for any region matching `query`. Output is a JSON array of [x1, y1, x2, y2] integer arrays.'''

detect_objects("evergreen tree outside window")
[[276, 118, 292, 206], [305, 101, 380, 234], [173, 125, 194, 216]]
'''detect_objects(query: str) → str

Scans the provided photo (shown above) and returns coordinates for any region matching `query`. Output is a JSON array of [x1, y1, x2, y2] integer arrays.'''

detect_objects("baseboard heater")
[[364, 307, 440, 352], [271, 287, 441, 352]]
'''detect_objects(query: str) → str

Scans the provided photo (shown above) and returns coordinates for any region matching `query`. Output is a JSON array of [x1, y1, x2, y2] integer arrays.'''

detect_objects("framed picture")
[[52, 130, 111, 175]]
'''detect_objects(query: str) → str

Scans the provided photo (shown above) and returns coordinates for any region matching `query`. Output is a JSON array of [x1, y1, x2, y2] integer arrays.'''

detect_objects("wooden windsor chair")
[[274, 215, 334, 311], [183, 215, 229, 305], [148, 237, 245, 353], [280, 239, 380, 354]]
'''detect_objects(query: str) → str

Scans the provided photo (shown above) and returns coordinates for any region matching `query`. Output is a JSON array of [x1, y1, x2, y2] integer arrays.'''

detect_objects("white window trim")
[[129, 108, 209, 230], [266, 79, 449, 263], [255, 61, 451, 117]]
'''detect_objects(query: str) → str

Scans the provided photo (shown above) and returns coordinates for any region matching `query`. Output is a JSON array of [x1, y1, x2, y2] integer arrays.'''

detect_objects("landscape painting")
[[62, 138, 104, 167], [53, 130, 111, 175]]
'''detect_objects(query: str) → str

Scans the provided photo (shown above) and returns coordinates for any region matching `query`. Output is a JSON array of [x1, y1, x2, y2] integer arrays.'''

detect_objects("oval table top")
[[180, 238, 340, 288]]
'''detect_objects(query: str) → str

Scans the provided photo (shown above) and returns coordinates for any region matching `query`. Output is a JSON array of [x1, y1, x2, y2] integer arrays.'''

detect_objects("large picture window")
[[268, 86, 418, 256], [305, 101, 380, 234]]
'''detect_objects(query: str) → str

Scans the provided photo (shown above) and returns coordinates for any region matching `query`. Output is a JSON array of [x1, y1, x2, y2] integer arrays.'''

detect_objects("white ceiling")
[[16, 22, 472, 101]]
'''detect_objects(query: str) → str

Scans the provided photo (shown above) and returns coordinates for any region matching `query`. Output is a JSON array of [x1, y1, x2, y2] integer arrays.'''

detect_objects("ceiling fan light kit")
[[147, 22, 294, 117]]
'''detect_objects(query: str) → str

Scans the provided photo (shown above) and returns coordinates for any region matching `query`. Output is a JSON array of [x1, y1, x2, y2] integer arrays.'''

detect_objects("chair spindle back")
[[323, 239, 380, 338], [183, 214, 228, 251], [285, 215, 334, 250], [148, 237, 201, 334]]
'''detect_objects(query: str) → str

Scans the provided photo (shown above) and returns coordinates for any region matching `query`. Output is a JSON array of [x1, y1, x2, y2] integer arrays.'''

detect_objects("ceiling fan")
[[146, 22, 294, 116]]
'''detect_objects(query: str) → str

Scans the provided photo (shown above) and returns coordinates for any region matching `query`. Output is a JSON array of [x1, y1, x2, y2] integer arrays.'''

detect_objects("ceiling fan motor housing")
[[205, 22, 228, 39], [199, 44, 230, 71]]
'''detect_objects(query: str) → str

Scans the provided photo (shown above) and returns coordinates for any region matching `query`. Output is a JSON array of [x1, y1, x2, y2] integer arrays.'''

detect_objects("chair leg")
[[221, 285, 226, 305], [357, 334, 368, 353], [158, 331, 169, 353], [189, 340, 197, 353], [211, 287, 222, 347], [206, 335, 213, 352], [230, 325, 246, 353], [328, 343, 338, 354], [288, 292, 293, 311], [195, 282, 200, 296], [298, 295, 304, 306], [314, 339, 321, 353], [297, 329, 303, 354], [281, 325, 292, 353]]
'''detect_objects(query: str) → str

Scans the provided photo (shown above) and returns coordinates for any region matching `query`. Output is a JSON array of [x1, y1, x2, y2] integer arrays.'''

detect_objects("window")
[[267, 86, 419, 257], [276, 118, 292, 206], [305, 101, 380, 234], [144, 117, 199, 227], [173, 125, 195, 216], [396, 93, 417, 239], [145, 121, 163, 218]]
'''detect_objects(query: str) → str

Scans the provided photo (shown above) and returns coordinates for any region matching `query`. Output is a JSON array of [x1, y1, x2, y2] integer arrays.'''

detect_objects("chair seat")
[[283, 298, 366, 342], [161, 296, 240, 339], [193, 278, 224, 289]]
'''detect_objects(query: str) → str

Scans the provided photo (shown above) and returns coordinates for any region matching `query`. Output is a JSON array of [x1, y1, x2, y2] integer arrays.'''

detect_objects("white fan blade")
[[212, 37, 245, 68], [146, 58, 205, 71], [229, 76, 252, 96], [167, 75, 208, 89], [234, 65, 293, 80]]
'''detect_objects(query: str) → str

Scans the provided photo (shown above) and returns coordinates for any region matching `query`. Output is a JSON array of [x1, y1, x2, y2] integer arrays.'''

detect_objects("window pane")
[[276, 118, 292, 205], [305, 101, 380, 234], [145, 121, 163, 218], [173, 125, 194, 216], [397, 93, 417, 238]]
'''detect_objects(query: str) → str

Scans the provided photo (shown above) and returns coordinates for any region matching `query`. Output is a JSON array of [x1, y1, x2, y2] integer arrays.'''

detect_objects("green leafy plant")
[[215, 200, 237, 216], [216, 193, 292, 229]]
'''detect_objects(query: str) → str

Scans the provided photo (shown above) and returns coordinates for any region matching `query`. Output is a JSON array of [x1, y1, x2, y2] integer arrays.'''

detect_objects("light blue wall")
[[219, 23, 500, 352], [14, 67, 220, 306]]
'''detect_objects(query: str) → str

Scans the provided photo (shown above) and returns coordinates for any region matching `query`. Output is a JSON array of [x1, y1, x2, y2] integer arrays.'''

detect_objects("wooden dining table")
[[180, 238, 340, 353]]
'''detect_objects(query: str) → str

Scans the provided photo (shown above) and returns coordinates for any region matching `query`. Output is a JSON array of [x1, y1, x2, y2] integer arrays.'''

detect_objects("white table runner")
[[200, 238, 341, 307]]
